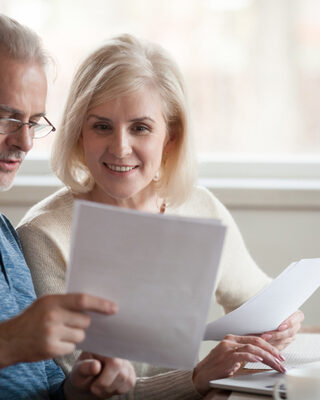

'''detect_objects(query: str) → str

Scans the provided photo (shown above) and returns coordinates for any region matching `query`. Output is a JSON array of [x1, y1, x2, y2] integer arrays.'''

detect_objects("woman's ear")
[[164, 135, 175, 154], [164, 123, 178, 154]]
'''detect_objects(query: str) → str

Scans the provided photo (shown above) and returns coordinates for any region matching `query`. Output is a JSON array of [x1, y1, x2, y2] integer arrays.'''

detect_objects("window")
[[1, 0, 320, 161]]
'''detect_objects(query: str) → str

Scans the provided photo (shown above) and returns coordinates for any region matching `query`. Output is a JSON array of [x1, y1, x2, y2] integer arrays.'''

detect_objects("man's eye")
[[29, 120, 40, 126]]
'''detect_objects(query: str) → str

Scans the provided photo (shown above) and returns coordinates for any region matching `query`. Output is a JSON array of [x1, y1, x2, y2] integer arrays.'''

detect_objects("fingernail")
[[262, 334, 272, 340], [280, 365, 286, 373], [279, 354, 286, 361], [107, 302, 118, 313], [278, 324, 287, 331], [255, 356, 263, 362], [275, 358, 286, 373]]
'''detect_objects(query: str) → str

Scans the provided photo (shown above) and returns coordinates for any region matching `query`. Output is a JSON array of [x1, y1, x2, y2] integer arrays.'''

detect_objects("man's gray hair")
[[0, 13, 48, 66]]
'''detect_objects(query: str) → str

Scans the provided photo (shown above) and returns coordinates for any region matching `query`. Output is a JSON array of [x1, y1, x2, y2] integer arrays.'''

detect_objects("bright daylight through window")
[[1, 0, 320, 164]]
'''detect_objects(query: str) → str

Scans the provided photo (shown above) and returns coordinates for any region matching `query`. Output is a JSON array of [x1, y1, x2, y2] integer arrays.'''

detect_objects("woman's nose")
[[109, 130, 132, 158]]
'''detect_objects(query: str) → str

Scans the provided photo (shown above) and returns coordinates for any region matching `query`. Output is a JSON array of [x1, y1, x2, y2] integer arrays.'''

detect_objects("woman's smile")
[[103, 163, 139, 174]]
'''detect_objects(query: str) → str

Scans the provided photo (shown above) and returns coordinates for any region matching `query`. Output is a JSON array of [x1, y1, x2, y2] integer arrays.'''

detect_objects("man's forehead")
[[0, 56, 47, 117]]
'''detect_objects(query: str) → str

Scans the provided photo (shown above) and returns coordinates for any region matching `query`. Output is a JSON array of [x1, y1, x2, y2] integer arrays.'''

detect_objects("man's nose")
[[6, 125, 33, 153]]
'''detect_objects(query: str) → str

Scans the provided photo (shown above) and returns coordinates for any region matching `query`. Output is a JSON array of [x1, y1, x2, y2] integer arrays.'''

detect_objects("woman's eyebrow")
[[129, 116, 155, 123], [86, 114, 112, 122], [86, 115, 156, 123]]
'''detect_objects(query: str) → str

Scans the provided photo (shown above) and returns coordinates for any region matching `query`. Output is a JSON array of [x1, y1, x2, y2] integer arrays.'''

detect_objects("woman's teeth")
[[106, 164, 136, 172]]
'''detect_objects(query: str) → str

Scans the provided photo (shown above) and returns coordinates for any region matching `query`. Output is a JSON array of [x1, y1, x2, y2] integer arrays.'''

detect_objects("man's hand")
[[64, 352, 136, 399], [261, 310, 304, 350], [0, 293, 117, 368]]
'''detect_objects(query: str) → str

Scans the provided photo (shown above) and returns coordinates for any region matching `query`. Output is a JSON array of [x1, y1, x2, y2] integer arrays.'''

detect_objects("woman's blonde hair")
[[51, 34, 196, 207]]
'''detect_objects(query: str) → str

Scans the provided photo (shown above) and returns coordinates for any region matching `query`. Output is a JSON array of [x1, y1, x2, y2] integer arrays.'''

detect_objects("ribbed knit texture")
[[17, 185, 271, 399]]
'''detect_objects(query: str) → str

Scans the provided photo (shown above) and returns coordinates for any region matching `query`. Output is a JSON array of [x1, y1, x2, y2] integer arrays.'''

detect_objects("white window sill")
[[2, 174, 320, 209], [200, 177, 320, 208]]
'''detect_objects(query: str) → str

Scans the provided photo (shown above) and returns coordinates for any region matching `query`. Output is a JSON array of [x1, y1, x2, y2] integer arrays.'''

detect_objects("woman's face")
[[81, 87, 170, 207]]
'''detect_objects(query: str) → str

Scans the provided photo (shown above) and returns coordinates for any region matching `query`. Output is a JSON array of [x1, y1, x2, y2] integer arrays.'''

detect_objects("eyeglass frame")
[[0, 115, 56, 139]]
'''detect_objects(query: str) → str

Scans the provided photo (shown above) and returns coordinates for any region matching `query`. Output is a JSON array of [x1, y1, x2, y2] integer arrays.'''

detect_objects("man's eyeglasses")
[[0, 116, 56, 139]]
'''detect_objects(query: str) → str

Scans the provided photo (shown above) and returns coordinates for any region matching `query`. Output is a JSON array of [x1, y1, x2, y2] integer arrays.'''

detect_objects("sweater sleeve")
[[129, 370, 203, 400]]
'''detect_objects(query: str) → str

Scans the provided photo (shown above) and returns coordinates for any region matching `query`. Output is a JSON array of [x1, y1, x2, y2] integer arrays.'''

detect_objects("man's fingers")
[[90, 358, 136, 397], [70, 359, 102, 392], [59, 326, 86, 344], [76, 359, 102, 378], [64, 311, 91, 329], [91, 358, 120, 390], [61, 293, 118, 314]]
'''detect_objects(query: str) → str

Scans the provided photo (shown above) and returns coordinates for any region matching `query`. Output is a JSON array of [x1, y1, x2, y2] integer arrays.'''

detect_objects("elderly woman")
[[17, 34, 303, 398]]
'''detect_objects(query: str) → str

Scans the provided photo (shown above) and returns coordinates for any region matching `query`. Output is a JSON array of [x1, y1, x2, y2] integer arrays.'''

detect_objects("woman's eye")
[[132, 125, 150, 134], [93, 123, 112, 131]]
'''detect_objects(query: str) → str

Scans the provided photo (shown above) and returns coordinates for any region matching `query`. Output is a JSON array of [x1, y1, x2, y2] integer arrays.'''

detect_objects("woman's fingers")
[[232, 345, 286, 373], [278, 310, 304, 331], [261, 310, 304, 350], [226, 334, 285, 361], [224, 335, 286, 372]]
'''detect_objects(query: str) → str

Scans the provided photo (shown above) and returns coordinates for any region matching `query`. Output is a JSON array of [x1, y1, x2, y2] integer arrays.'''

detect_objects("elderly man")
[[0, 14, 135, 400]]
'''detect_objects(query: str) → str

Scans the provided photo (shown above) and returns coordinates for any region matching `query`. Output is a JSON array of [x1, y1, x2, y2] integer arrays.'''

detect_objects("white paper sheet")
[[205, 258, 320, 340], [66, 200, 226, 370]]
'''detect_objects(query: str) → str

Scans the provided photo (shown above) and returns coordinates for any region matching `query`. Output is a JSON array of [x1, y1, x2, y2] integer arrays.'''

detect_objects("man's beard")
[[0, 150, 25, 191]]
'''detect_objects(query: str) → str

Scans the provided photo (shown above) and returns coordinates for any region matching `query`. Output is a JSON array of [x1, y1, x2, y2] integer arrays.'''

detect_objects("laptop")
[[209, 370, 286, 397]]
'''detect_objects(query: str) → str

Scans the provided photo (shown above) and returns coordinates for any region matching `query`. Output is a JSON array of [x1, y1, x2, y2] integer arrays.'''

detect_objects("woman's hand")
[[261, 310, 304, 350], [192, 334, 286, 396], [65, 352, 136, 399]]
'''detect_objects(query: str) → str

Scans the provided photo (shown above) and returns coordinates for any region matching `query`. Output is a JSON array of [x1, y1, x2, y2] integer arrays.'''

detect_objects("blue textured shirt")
[[0, 214, 66, 400]]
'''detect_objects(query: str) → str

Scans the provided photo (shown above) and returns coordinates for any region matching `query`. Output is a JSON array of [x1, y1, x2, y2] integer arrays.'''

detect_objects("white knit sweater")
[[17, 185, 271, 399]]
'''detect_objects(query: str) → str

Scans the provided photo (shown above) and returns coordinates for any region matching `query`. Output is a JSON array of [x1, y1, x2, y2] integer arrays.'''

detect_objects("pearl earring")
[[153, 170, 160, 182]]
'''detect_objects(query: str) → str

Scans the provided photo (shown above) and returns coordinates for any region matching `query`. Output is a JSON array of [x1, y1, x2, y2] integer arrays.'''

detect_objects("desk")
[[204, 392, 270, 400]]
